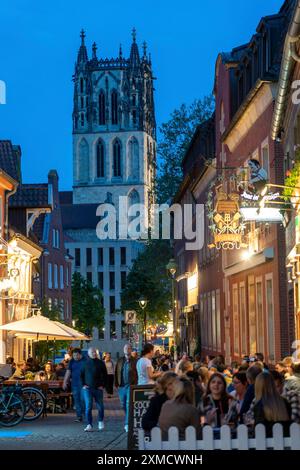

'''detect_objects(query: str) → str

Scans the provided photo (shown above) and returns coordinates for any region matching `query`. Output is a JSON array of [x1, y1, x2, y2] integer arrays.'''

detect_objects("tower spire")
[[132, 27, 137, 43], [142, 41, 147, 59], [129, 27, 140, 67], [92, 42, 98, 60], [77, 29, 88, 64], [119, 43, 123, 59]]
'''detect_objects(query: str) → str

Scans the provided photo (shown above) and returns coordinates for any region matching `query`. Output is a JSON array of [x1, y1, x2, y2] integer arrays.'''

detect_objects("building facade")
[[173, 117, 224, 358], [271, 0, 300, 349], [61, 30, 156, 357], [213, 1, 293, 363]]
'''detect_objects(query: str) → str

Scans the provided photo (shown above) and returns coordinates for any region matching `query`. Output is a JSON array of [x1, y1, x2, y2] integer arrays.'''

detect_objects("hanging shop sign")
[[125, 310, 137, 324], [207, 185, 247, 250]]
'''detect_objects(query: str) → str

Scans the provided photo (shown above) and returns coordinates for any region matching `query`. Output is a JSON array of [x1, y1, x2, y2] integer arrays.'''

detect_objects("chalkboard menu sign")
[[127, 384, 155, 450]]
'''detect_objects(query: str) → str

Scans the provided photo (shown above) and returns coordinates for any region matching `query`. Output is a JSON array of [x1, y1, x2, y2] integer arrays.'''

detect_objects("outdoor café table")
[[3, 379, 63, 390]]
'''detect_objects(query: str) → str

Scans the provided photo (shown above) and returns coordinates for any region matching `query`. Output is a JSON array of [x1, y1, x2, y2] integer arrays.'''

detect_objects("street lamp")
[[138, 296, 148, 345], [166, 258, 178, 359]]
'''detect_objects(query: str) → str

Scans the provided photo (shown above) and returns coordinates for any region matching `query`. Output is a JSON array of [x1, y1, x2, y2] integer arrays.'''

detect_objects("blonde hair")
[[154, 371, 177, 395], [178, 360, 193, 375], [198, 366, 209, 385], [255, 372, 289, 422]]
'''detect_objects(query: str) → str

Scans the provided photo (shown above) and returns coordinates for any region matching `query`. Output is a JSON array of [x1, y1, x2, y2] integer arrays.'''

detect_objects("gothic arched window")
[[80, 77, 84, 93], [128, 137, 139, 180], [78, 138, 89, 182], [128, 189, 140, 206], [96, 140, 105, 178], [80, 113, 84, 126], [99, 90, 105, 125], [111, 90, 118, 125], [113, 139, 121, 177]]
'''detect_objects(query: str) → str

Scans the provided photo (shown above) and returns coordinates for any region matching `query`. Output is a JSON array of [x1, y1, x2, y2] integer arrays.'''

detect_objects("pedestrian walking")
[[63, 348, 86, 422], [104, 353, 114, 397], [114, 343, 138, 432], [80, 347, 108, 432]]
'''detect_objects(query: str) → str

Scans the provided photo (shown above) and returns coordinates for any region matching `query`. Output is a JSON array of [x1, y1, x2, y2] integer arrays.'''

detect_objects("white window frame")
[[232, 283, 240, 356], [255, 276, 265, 355], [48, 263, 52, 289], [265, 273, 275, 362], [54, 264, 58, 289], [261, 137, 270, 177], [60, 265, 64, 290]]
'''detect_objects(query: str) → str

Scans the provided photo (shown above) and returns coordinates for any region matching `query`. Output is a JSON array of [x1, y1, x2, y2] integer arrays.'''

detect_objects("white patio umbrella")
[[0, 314, 90, 341]]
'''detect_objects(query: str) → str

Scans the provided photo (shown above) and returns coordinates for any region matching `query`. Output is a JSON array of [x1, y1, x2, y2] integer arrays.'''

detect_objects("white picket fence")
[[138, 423, 300, 450]]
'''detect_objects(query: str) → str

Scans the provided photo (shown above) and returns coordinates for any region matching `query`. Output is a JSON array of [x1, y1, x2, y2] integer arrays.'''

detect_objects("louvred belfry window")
[[96, 140, 105, 178], [113, 140, 121, 177], [99, 90, 105, 125], [111, 90, 118, 124]]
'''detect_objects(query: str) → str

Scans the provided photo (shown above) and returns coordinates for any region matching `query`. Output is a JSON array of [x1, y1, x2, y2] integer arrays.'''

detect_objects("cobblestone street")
[[0, 395, 127, 450]]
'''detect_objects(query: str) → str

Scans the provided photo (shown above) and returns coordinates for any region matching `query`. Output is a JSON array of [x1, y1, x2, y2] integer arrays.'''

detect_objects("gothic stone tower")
[[72, 29, 156, 210], [63, 30, 156, 357]]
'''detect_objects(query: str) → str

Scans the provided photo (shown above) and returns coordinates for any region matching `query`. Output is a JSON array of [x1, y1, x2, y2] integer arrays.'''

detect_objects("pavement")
[[0, 393, 128, 450]]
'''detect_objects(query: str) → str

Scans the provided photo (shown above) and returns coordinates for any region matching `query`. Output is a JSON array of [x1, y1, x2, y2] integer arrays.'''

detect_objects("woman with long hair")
[[158, 376, 200, 438], [142, 371, 177, 431], [254, 372, 291, 434], [199, 372, 238, 428], [104, 353, 114, 397]]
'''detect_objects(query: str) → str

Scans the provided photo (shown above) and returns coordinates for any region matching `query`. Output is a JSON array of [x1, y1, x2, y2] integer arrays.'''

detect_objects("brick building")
[[173, 116, 224, 357], [213, 0, 293, 362], [8, 170, 72, 323], [271, 0, 300, 347]]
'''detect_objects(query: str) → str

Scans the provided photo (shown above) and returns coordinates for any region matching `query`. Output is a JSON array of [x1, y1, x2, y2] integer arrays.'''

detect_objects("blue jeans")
[[72, 385, 83, 418], [118, 385, 130, 426], [82, 387, 104, 426]]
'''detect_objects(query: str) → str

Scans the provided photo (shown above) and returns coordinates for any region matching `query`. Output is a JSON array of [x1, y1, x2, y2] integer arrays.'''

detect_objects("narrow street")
[[0, 395, 127, 450]]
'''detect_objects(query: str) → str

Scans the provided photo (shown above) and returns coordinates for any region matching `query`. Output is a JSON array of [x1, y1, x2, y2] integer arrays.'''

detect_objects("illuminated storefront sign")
[[240, 207, 284, 222], [207, 186, 247, 250]]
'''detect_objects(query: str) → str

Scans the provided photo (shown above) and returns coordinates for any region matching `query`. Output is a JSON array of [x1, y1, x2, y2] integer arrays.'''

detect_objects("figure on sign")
[[247, 159, 268, 194]]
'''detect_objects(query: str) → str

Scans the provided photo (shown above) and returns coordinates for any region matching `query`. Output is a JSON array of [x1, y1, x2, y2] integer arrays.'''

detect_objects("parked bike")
[[0, 379, 25, 427]]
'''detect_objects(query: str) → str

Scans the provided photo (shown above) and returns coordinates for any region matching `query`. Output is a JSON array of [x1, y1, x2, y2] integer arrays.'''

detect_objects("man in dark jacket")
[[114, 343, 138, 432], [81, 347, 107, 432]]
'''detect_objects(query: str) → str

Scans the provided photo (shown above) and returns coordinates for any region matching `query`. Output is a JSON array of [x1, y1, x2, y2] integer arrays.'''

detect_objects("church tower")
[[61, 30, 157, 357], [72, 29, 156, 210]]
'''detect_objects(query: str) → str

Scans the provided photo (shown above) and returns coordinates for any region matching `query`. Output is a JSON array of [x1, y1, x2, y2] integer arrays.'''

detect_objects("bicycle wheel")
[[22, 387, 45, 421], [0, 394, 25, 427]]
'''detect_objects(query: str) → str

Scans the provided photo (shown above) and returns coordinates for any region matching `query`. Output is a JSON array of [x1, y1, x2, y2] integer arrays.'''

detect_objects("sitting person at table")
[[34, 370, 46, 381], [6, 356, 16, 376], [55, 362, 66, 379], [11, 361, 29, 379], [44, 362, 57, 380]]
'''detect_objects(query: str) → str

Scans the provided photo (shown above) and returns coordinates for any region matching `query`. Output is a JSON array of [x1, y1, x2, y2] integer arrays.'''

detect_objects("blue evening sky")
[[0, 0, 283, 190]]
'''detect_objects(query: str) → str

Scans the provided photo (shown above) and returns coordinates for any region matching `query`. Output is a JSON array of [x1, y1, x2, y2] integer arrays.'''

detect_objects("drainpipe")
[[4, 183, 18, 240], [271, 0, 300, 140]]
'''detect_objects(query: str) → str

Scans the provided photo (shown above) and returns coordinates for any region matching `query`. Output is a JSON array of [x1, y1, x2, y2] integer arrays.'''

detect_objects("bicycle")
[[21, 386, 46, 421], [0, 379, 25, 427]]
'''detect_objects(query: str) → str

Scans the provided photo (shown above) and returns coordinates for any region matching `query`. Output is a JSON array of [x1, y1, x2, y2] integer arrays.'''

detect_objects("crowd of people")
[[5, 344, 300, 437], [137, 347, 300, 438]]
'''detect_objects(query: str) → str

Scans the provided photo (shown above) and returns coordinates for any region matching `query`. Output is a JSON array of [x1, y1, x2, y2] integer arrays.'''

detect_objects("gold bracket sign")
[[207, 185, 247, 250]]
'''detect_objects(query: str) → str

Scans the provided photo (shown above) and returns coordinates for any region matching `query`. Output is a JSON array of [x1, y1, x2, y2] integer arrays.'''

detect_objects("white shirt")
[[137, 357, 154, 385]]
